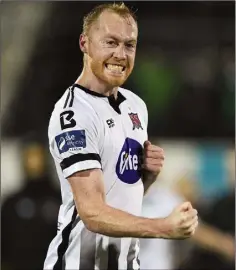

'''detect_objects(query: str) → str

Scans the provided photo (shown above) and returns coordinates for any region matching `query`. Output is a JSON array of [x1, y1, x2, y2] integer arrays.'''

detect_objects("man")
[[44, 3, 198, 270]]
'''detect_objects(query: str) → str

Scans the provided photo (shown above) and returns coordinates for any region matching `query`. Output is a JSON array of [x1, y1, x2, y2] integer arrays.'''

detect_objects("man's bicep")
[[68, 169, 105, 220]]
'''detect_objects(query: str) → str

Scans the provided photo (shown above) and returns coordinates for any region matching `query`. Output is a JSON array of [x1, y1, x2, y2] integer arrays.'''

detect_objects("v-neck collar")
[[73, 84, 126, 114]]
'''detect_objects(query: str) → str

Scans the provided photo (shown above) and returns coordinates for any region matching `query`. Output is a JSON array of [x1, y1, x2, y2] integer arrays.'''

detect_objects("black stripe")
[[74, 83, 107, 97], [63, 89, 71, 109], [107, 243, 120, 270], [71, 215, 81, 230], [73, 83, 126, 114], [60, 153, 101, 170], [73, 83, 127, 102], [79, 228, 96, 269], [53, 207, 77, 270], [68, 86, 75, 107]]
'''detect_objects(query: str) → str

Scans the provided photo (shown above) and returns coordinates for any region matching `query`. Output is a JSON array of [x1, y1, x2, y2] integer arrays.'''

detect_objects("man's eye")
[[126, 43, 135, 49], [107, 40, 116, 46]]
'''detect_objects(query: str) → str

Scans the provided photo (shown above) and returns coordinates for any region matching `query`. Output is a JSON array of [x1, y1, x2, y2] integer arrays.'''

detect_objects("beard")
[[90, 58, 132, 87]]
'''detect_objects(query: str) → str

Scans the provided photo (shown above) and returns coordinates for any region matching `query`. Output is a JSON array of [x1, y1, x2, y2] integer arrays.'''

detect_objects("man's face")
[[85, 10, 138, 87]]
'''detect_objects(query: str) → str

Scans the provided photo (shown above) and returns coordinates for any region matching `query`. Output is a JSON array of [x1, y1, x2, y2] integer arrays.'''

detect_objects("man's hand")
[[142, 140, 164, 175], [161, 202, 199, 239]]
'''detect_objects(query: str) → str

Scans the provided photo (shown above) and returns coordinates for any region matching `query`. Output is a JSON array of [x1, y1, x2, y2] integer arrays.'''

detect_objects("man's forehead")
[[92, 10, 138, 39]]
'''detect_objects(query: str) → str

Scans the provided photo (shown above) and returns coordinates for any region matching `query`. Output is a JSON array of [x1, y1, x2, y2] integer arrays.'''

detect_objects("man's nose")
[[113, 45, 126, 60]]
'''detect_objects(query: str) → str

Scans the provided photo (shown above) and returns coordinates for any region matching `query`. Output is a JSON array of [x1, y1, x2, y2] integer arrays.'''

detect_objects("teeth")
[[106, 64, 123, 72]]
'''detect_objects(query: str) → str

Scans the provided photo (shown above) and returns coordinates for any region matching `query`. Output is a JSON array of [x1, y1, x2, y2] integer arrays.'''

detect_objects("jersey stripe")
[[68, 86, 75, 107], [95, 235, 109, 269], [63, 89, 71, 109], [63, 86, 75, 109], [53, 207, 77, 270], [107, 240, 121, 270], [127, 240, 140, 270], [79, 228, 96, 269], [60, 153, 101, 170], [71, 215, 81, 230]]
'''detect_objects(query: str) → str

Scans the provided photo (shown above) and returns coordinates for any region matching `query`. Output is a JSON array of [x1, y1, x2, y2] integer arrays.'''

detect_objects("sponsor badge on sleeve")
[[55, 130, 86, 154]]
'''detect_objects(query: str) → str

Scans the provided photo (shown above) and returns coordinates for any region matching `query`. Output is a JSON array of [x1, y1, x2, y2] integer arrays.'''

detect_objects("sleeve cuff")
[[62, 160, 102, 178]]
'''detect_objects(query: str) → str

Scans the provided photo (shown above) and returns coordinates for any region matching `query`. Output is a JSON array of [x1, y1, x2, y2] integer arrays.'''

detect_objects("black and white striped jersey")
[[44, 84, 148, 270]]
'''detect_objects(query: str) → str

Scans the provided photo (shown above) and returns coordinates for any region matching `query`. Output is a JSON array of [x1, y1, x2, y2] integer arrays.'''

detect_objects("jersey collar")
[[73, 83, 126, 114]]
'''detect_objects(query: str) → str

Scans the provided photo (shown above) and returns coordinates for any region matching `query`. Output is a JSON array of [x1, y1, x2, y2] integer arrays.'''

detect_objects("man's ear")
[[79, 34, 88, 54]]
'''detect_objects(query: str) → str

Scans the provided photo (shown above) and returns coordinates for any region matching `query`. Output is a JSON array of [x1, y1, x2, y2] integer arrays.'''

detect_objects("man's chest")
[[95, 100, 148, 185], [101, 101, 147, 150]]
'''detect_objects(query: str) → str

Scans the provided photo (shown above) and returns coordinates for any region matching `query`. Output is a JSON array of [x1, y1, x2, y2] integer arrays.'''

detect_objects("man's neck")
[[75, 70, 118, 98]]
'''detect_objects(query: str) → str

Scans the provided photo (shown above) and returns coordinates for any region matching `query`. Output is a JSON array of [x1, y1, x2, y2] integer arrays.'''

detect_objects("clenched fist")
[[161, 202, 198, 239], [142, 140, 164, 175]]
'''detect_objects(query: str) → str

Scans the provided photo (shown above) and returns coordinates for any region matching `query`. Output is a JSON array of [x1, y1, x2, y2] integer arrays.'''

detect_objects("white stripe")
[[63, 160, 102, 178], [132, 240, 140, 270], [43, 234, 63, 269], [118, 238, 131, 270]]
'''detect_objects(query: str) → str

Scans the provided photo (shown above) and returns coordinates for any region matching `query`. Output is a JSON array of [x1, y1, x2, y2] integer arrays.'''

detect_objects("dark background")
[[2, 1, 235, 140]]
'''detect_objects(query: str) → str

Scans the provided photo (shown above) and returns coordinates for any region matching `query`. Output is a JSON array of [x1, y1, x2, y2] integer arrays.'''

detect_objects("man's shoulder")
[[52, 86, 96, 116], [48, 86, 100, 134], [119, 87, 147, 109]]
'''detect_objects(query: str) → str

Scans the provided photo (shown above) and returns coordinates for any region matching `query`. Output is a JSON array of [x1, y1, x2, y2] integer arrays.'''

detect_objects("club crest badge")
[[128, 113, 143, 130]]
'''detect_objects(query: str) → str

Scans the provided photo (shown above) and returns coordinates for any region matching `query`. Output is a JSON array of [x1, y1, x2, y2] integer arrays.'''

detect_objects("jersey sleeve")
[[143, 101, 148, 128], [138, 96, 148, 129], [48, 106, 102, 178]]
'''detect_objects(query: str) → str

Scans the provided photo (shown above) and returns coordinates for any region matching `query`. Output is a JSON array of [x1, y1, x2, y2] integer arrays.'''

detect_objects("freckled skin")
[[78, 10, 138, 95]]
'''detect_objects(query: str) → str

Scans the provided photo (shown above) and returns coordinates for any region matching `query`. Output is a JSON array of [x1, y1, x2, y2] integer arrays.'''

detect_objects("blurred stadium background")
[[1, 1, 235, 270]]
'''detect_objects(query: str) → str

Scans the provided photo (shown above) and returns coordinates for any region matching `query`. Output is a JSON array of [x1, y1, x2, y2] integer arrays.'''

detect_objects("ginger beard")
[[89, 54, 133, 87]]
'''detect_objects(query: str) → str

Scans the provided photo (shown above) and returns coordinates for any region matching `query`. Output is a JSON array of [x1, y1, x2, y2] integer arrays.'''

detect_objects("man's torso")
[[44, 84, 148, 270]]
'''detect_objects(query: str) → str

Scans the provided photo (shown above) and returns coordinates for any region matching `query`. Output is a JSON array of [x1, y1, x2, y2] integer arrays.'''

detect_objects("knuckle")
[[183, 231, 191, 237], [185, 228, 194, 235], [184, 223, 191, 230], [189, 230, 195, 236], [157, 162, 163, 168], [180, 217, 186, 225]]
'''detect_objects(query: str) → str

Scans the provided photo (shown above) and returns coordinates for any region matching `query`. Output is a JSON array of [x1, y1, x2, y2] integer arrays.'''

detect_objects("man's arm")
[[68, 168, 198, 239], [192, 221, 235, 261]]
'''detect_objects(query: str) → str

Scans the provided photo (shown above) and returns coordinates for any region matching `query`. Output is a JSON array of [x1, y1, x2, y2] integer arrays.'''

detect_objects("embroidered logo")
[[128, 113, 143, 130], [106, 118, 115, 128]]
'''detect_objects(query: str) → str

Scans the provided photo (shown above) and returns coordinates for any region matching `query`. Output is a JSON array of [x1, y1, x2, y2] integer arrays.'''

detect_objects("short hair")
[[82, 2, 137, 35]]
